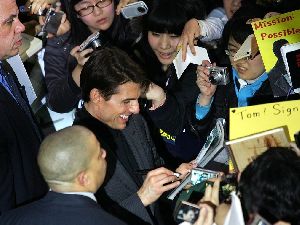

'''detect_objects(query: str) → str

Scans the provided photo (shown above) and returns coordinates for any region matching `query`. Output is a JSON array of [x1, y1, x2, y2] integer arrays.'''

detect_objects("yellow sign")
[[252, 10, 300, 72], [229, 100, 300, 141]]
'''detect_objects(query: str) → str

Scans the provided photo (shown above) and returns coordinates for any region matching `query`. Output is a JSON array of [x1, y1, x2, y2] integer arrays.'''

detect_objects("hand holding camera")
[[70, 46, 93, 67], [196, 60, 218, 106], [175, 176, 221, 225], [70, 45, 93, 87], [116, 0, 136, 15]]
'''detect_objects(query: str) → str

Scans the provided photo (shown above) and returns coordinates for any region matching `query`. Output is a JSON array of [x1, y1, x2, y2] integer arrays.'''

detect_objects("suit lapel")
[[122, 115, 154, 171]]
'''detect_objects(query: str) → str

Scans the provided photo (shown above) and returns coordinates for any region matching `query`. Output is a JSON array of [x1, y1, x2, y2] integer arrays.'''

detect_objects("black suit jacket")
[[0, 191, 127, 225], [74, 108, 165, 225], [0, 62, 47, 214]]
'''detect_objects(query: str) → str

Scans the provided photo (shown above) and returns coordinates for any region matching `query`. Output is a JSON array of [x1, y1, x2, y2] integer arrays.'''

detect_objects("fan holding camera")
[[193, 6, 281, 140], [44, 0, 147, 113]]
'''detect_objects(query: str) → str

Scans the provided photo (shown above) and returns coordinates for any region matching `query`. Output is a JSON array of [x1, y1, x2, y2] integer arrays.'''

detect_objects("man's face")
[[228, 37, 265, 81], [0, 0, 25, 60], [95, 81, 141, 130], [86, 133, 107, 192]]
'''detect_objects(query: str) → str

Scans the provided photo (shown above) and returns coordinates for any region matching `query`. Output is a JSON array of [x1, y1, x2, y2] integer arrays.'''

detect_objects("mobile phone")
[[121, 1, 148, 19], [174, 201, 200, 224], [190, 168, 218, 185]]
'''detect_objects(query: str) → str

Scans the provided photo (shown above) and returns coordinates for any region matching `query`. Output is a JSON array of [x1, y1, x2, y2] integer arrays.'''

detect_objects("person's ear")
[[77, 171, 90, 187], [90, 88, 104, 104]]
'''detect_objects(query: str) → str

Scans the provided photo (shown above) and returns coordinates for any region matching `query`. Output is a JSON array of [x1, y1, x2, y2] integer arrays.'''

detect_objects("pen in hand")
[[135, 169, 181, 178]]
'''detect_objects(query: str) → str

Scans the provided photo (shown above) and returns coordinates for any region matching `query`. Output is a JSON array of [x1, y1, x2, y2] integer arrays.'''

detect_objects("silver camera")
[[121, 1, 148, 19], [208, 66, 229, 85], [79, 32, 103, 52]]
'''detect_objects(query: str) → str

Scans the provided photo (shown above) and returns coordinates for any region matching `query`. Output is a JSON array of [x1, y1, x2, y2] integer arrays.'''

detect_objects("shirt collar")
[[60, 191, 97, 202], [233, 68, 268, 89]]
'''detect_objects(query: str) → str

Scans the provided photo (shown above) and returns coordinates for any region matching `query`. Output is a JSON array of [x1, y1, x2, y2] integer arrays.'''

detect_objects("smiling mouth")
[[120, 114, 129, 120], [158, 51, 174, 59]]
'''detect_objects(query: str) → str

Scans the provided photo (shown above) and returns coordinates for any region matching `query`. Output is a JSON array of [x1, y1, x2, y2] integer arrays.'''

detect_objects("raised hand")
[[196, 60, 217, 106]]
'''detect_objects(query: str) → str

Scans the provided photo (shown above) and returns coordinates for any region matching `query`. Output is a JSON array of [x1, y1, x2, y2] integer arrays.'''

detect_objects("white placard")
[[173, 46, 210, 79]]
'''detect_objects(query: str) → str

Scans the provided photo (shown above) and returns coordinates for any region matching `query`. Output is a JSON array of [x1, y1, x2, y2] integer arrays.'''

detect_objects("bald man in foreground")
[[0, 126, 127, 225]]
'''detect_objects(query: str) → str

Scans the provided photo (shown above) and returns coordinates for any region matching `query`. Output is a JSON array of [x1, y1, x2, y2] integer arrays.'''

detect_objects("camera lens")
[[209, 72, 221, 85], [137, 6, 146, 13], [91, 39, 102, 50]]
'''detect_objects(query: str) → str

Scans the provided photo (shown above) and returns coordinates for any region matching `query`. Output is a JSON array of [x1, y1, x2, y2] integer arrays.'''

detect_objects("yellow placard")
[[252, 10, 300, 72], [229, 100, 300, 141]]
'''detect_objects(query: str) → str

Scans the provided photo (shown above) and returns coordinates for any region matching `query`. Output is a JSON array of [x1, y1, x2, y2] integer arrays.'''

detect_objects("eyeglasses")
[[76, 0, 113, 17], [225, 49, 260, 61], [224, 49, 236, 58]]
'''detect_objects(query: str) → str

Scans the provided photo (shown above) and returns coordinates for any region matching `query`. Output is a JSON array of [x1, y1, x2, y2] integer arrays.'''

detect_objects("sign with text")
[[229, 100, 300, 141], [252, 9, 300, 72]]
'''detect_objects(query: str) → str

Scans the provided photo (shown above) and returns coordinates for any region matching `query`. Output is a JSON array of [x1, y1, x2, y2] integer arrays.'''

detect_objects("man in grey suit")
[[0, 125, 127, 225], [74, 46, 191, 225]]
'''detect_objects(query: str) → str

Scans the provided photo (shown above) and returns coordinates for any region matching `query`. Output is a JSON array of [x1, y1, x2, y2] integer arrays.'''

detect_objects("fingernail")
[[173, 172, 181, 178]]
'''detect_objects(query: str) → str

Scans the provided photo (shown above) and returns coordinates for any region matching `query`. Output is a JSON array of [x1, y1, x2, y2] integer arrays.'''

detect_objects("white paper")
[[173, 46, 210, 79], [6, 54, 37, 105], [19, 33, 42, 62], [223, 192, 245, 225]]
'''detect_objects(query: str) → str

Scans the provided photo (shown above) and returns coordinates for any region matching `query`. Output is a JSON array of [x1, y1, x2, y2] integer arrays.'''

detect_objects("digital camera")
[[190, 168, 218, 186], [38, 8, 63, 36], [121, 1, 148, 19], [208, 66, 230, 85], [79, 32, 104, 52], [174, 201, 200, 224]]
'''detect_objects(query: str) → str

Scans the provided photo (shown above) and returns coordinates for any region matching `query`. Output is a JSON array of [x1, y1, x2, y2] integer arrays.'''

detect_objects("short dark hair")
[[239, 147, 300, 224], [80, 46, 150, 102], [222, 5, 267, 47], [273, 39, 289, 58]]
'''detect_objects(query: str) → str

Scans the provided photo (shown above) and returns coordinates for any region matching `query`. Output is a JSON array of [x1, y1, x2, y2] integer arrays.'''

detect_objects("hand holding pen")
[[137, 167, 181, 206]]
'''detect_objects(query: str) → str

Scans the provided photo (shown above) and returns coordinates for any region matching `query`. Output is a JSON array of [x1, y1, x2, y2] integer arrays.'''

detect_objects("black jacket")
[[0, 192, 127, 225], [73, 108, 165, 225], [0, 62, 47, 214]]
